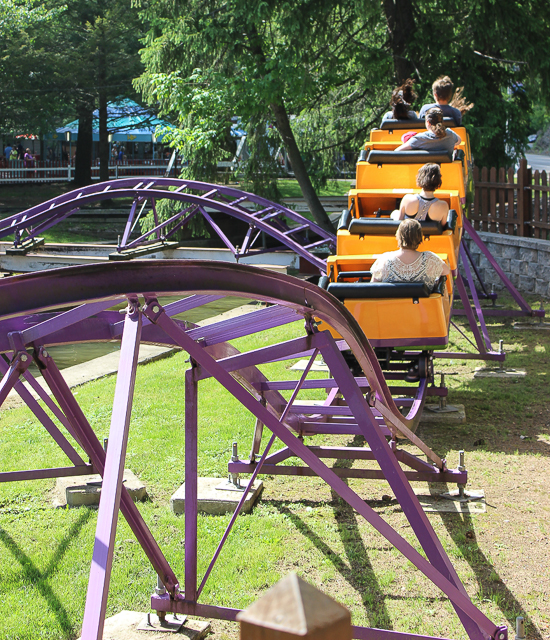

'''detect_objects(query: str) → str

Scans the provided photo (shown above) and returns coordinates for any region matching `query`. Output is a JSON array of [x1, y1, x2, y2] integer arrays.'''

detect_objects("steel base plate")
[[137, 613, 186, 633]]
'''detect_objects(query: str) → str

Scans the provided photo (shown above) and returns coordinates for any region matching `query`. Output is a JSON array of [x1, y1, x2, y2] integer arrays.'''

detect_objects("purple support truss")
[[0, 261, 508, 640], [0, 178, 335, 272]]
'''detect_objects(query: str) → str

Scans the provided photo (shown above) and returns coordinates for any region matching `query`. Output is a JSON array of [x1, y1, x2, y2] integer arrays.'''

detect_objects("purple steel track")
[[0, 178, 335, 272], [0, 261, 507, 640]]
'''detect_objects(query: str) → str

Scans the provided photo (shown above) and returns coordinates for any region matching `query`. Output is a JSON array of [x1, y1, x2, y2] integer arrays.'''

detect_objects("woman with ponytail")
[[395, 107, 460, 155]]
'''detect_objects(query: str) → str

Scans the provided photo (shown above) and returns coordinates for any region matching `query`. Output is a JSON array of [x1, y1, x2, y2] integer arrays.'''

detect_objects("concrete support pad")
[[170, 477, 263, 515], [411, 488, 486, 514], [53, 469, 147, 507], [420, 404, 466, 425], [290, 359, 329, 372], [474, 367, 526, 378], [513, 322, 550, 331], [77, 610, 210, 640]]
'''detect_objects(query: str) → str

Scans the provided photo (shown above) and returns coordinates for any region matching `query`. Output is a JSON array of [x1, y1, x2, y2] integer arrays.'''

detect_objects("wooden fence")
[[468, 157, 550, 239]]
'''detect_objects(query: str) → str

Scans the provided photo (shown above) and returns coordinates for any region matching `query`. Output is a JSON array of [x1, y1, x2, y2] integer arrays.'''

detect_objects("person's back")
[[4, 144, 12, 160], [419, 76, 462, 125], [394, 107, 460, 155], [371, 218, 449, 289]]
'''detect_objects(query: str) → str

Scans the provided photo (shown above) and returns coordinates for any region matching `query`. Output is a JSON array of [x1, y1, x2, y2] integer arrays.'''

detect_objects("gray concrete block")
[[535, 280, 550, 296], [511, 259, 522, 275], [77, 610, 210, 640], [519, 248, 538, 263], [519, 275, 535, 292], [171, 477, 263, 515], [502, 244, 520, 259], [420, 404, 466, 425], [474, 367, 526, 378], [54, 470, 147, 507]]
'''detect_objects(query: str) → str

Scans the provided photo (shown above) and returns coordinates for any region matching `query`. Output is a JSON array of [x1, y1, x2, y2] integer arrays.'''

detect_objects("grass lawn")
[[0, 293, 549, 640]]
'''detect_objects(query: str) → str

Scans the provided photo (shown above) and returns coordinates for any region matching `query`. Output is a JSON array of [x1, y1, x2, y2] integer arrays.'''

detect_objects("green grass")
[[0, 296, 549, 639]]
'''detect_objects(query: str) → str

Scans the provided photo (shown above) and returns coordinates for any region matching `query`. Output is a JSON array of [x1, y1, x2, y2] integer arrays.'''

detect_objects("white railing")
[[0, 160, 176, 184]]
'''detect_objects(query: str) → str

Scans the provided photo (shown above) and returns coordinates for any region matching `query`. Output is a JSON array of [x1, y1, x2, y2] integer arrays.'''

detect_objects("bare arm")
[[394, 140, 413, 152]]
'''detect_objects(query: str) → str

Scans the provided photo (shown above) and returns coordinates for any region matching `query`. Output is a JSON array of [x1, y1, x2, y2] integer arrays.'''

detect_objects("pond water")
[[29, 295, 252, 372]]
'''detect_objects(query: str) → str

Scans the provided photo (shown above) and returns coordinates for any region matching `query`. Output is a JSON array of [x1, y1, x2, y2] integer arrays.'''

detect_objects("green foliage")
[[139, 193, 211, 242]]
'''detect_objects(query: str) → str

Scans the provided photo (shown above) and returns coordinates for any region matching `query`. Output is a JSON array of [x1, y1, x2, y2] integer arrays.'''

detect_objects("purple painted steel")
[[0, 465, 92, 482], [0, 178, 335, 272], [226, 462, 467, 483], [0, 357, 84, 465], [82, 301, 142, 640], [463, 217, 535, 315], [196, 433, 277, 598], [35, 347, 180, 596], [21, 298, 125, 344], [460, 245, 493, 351], [142, 300, 493, 638], [0, 350, 31, 407], [0, 261, 506, 640], [185, 366, 198, 601], [462, 240, 490, 298], [454, 274, 486, 353], [200, 206, 237, 254]]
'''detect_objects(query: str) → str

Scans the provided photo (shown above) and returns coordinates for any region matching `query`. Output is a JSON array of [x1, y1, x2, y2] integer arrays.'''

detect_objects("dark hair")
[[416, 163, 442, 191], [390, 79, 417, 120], [432, 76, 454, 102], [396, 218, 423, 250], [425, 107, 446, 139]]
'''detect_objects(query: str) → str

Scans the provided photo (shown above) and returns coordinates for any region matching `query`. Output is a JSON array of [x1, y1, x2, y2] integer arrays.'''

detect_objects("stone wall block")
[[519, 276, 535, 293], [510, 259, 522, 275], [501, 244, 520, 259], [535, 279, 550, 297], [519, 248, 538, 263]]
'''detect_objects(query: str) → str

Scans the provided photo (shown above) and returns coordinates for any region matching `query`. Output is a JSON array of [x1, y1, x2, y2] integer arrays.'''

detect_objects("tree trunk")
[[74, 103, 94, 186], [270, 100, 334, 233], [98, 89, 109, 182], [383, 0, 416, 83]]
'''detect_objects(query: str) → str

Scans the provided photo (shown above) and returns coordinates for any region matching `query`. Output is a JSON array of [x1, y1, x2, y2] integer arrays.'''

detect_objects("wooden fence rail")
[[469, 157, 550, 240]]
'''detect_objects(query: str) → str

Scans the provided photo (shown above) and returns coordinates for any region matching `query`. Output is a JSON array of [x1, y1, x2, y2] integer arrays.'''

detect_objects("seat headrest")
[[348, 219, 443, 236], [379, 119, 426, 130], [327, 281, 431, 300], [365, 150, 452, 165]]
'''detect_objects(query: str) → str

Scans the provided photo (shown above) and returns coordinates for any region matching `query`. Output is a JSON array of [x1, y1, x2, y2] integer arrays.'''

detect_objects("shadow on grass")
[[434, 503, 544, 640], [0, 507, 93, 635], [270, 434, 393, 629]]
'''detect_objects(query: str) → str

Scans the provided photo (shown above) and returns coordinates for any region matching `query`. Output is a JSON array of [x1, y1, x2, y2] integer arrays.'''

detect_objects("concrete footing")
[[420, 404, 466, 424], [53, 469, 147, 507], [170, 477, 263, 515], [513, 322, 550, 331], [474, 367, 526, 378], [77, 610, 210, 640]]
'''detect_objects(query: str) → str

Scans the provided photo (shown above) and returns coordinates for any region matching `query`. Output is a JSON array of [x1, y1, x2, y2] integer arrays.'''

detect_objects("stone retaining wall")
[[463, 232, 550, 298]]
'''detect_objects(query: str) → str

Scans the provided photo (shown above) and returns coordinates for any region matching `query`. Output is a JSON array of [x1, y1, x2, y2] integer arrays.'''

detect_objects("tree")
[[136, 0, 387, 232], [381, 0, 550, 166]]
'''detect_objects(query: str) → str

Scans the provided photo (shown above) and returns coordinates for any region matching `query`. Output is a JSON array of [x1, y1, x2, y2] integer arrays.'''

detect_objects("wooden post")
[[238, 573, 352, 640], [517, 157, 531, 237]]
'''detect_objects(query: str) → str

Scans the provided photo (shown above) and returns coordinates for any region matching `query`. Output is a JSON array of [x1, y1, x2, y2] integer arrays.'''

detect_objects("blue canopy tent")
[[44, 99, 174, 161]]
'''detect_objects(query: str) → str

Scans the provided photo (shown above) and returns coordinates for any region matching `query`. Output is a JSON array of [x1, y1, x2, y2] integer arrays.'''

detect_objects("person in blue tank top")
[[394, 107, 460, 155]]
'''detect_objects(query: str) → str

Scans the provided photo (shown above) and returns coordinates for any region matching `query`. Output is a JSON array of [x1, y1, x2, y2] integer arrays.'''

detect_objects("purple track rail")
[[0, 178, 335, 272], [0, 261, 507, 640], [0, 178, 542, 362]]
